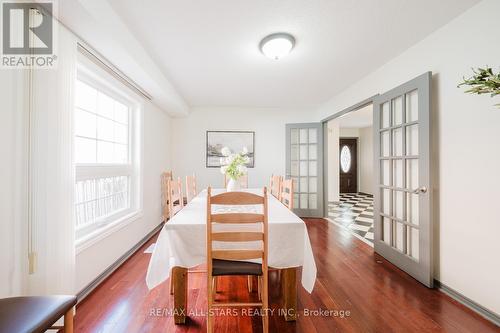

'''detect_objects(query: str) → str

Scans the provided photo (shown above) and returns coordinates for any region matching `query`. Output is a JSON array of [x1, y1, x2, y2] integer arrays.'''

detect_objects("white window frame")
[[75, 55, 143, 252]]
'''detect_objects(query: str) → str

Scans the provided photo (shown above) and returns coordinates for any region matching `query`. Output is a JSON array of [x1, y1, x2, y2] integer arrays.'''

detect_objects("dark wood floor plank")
[[74, 219, 499, 332]]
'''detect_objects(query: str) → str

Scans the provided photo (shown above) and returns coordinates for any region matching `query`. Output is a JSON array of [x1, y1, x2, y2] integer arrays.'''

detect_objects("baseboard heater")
[[76, 223, 164, 302]]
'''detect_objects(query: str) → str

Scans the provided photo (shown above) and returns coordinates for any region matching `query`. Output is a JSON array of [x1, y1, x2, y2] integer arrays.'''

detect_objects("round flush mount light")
[[259, 33, 295, 60]]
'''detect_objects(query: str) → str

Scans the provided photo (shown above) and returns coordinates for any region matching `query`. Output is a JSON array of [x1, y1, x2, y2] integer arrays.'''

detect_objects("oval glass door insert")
[[340, 145, 351, 173]]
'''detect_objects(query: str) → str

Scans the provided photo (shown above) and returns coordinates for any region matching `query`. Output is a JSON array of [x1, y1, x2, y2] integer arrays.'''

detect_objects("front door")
[[339, 138, 357, 193], [286, 123, 324, 217], [373, 72, 433, 287]]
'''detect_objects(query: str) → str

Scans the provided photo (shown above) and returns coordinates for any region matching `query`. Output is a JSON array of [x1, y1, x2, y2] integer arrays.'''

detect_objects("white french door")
[[373, 72, 434, 287], [286, 123, 324, 217]]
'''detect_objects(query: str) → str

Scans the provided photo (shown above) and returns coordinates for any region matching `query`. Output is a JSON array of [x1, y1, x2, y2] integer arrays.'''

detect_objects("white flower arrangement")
[[219, 146, 250, 180]]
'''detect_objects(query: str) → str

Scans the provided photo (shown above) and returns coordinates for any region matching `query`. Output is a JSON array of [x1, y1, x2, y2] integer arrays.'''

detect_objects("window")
[[74, 79, 130, 164], [74, 70, 140, 244], [340, 145, 351, 173]]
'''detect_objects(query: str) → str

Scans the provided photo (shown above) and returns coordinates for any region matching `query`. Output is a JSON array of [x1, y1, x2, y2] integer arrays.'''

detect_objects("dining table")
[[146, 188, 317, 324]]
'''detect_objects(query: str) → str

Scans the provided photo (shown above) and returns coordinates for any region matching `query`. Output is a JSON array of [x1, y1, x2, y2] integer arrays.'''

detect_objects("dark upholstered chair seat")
[[0, 295, 77, 333], [212, 259, 262, 276]]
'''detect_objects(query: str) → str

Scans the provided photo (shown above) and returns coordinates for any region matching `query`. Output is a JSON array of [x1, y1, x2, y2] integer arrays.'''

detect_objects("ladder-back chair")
[[185, 174, 197, 203], [161, 171, 173, 221], [280, 179, 294, 210], [206, 187, 269, 332], [269, 175, 283, 200], [167, 177, 184, 219]]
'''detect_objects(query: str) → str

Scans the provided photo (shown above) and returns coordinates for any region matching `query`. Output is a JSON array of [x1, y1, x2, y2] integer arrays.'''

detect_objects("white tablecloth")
[[146, 189, 317, 293]]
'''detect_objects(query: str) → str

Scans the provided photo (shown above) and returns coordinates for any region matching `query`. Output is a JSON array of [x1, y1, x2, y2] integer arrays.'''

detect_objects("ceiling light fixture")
[[259, 33, 295, 60]]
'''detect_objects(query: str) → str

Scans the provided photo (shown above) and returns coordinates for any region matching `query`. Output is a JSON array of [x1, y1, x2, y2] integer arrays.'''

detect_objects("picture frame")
[[206, 130, 255, 168]]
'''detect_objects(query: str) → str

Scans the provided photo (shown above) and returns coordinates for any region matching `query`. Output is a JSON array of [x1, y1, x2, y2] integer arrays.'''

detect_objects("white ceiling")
[[338, 104, 373, 128], [105, 0, 479, 109]]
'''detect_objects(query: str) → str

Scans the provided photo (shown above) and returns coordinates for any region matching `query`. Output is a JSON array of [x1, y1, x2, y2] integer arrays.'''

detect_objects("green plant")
[[458, 67, 500, 107]]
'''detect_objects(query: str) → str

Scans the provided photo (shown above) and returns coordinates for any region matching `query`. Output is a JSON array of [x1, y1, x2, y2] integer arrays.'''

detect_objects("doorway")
[[326, 103, 375, 245], [322, 72, 434, 288]]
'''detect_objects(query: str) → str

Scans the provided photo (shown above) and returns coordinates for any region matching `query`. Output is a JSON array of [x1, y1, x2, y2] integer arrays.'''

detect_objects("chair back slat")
[[280, 179, 294, 210], [167, 177, 184, 219], [212, 232, 264, 242], [185, 174, 197, 203], [210, 191, 263, 205], [270, 175, 283, 200], [212, 250, 264, 261], [211, 213, 264, 224]]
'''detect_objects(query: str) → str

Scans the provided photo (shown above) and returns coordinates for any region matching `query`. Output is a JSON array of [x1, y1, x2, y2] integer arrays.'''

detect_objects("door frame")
[[321, 95, 379, 217]]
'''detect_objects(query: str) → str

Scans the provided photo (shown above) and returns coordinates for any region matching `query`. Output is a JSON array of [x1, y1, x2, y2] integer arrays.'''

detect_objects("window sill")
[[75, 210, 143, 254]]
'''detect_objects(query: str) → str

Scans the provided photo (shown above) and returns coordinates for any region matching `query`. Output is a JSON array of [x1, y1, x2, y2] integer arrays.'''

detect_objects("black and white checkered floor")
[[328, 193, 374, 246]]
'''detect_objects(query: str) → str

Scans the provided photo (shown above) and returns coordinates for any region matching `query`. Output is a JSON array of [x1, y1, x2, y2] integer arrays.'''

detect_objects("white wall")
[[327, 119, 340, 202], [171, 107, 313, 190], [75, 101, 171, 291], [317, 0, 500, 315], [358, 126, 373, 194]]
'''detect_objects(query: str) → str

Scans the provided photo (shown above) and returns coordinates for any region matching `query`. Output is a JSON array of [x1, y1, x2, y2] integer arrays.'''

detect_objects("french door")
[[373, 72, 433, 287], [286, 123, 324, 217]]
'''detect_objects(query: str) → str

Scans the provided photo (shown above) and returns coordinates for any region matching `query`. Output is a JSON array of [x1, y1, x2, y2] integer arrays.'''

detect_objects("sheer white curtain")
[[0, 63, 26, 298], [27, 23, 77, 296]]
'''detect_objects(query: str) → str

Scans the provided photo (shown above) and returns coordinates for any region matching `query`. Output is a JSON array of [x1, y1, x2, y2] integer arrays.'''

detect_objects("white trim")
[[326, 217, 374, 247], [75, 210, 143, 254]]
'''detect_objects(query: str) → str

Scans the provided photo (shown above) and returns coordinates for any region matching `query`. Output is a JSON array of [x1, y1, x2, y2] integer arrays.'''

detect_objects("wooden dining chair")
[[206, 187, 269, 333], [269, 175, 283, 200], [185, 174, 197, 203], [280, 179, 294, 210], [223, 174, 248, 188], [166, 177, 184, 294], [167, 177, 184, 220], [161, 171, 173, 221]]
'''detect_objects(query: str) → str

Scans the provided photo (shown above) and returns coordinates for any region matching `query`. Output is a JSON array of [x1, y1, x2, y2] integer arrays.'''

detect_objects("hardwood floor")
[[74, 219, 499, 332]]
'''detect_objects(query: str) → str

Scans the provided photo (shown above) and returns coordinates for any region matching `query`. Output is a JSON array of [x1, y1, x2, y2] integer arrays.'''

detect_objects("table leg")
[[281, 268, 297, 321], [172, 266, 188, 324]]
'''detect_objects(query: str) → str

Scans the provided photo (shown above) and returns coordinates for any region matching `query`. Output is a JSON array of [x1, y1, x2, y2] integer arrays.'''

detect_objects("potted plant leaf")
[[458, 67, 500, 108]]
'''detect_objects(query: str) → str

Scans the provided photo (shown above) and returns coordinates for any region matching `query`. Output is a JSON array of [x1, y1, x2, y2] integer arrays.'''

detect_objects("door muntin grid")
[[378, 89, 420, 261], [289, 127, 319, 211]]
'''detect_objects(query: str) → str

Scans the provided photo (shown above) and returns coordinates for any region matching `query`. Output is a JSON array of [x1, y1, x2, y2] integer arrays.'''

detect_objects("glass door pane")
[[286, 123, 323, 217]]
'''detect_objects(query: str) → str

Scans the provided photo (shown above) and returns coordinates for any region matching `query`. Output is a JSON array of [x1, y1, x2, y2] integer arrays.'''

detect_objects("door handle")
[[412, 186, 427, 194]]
